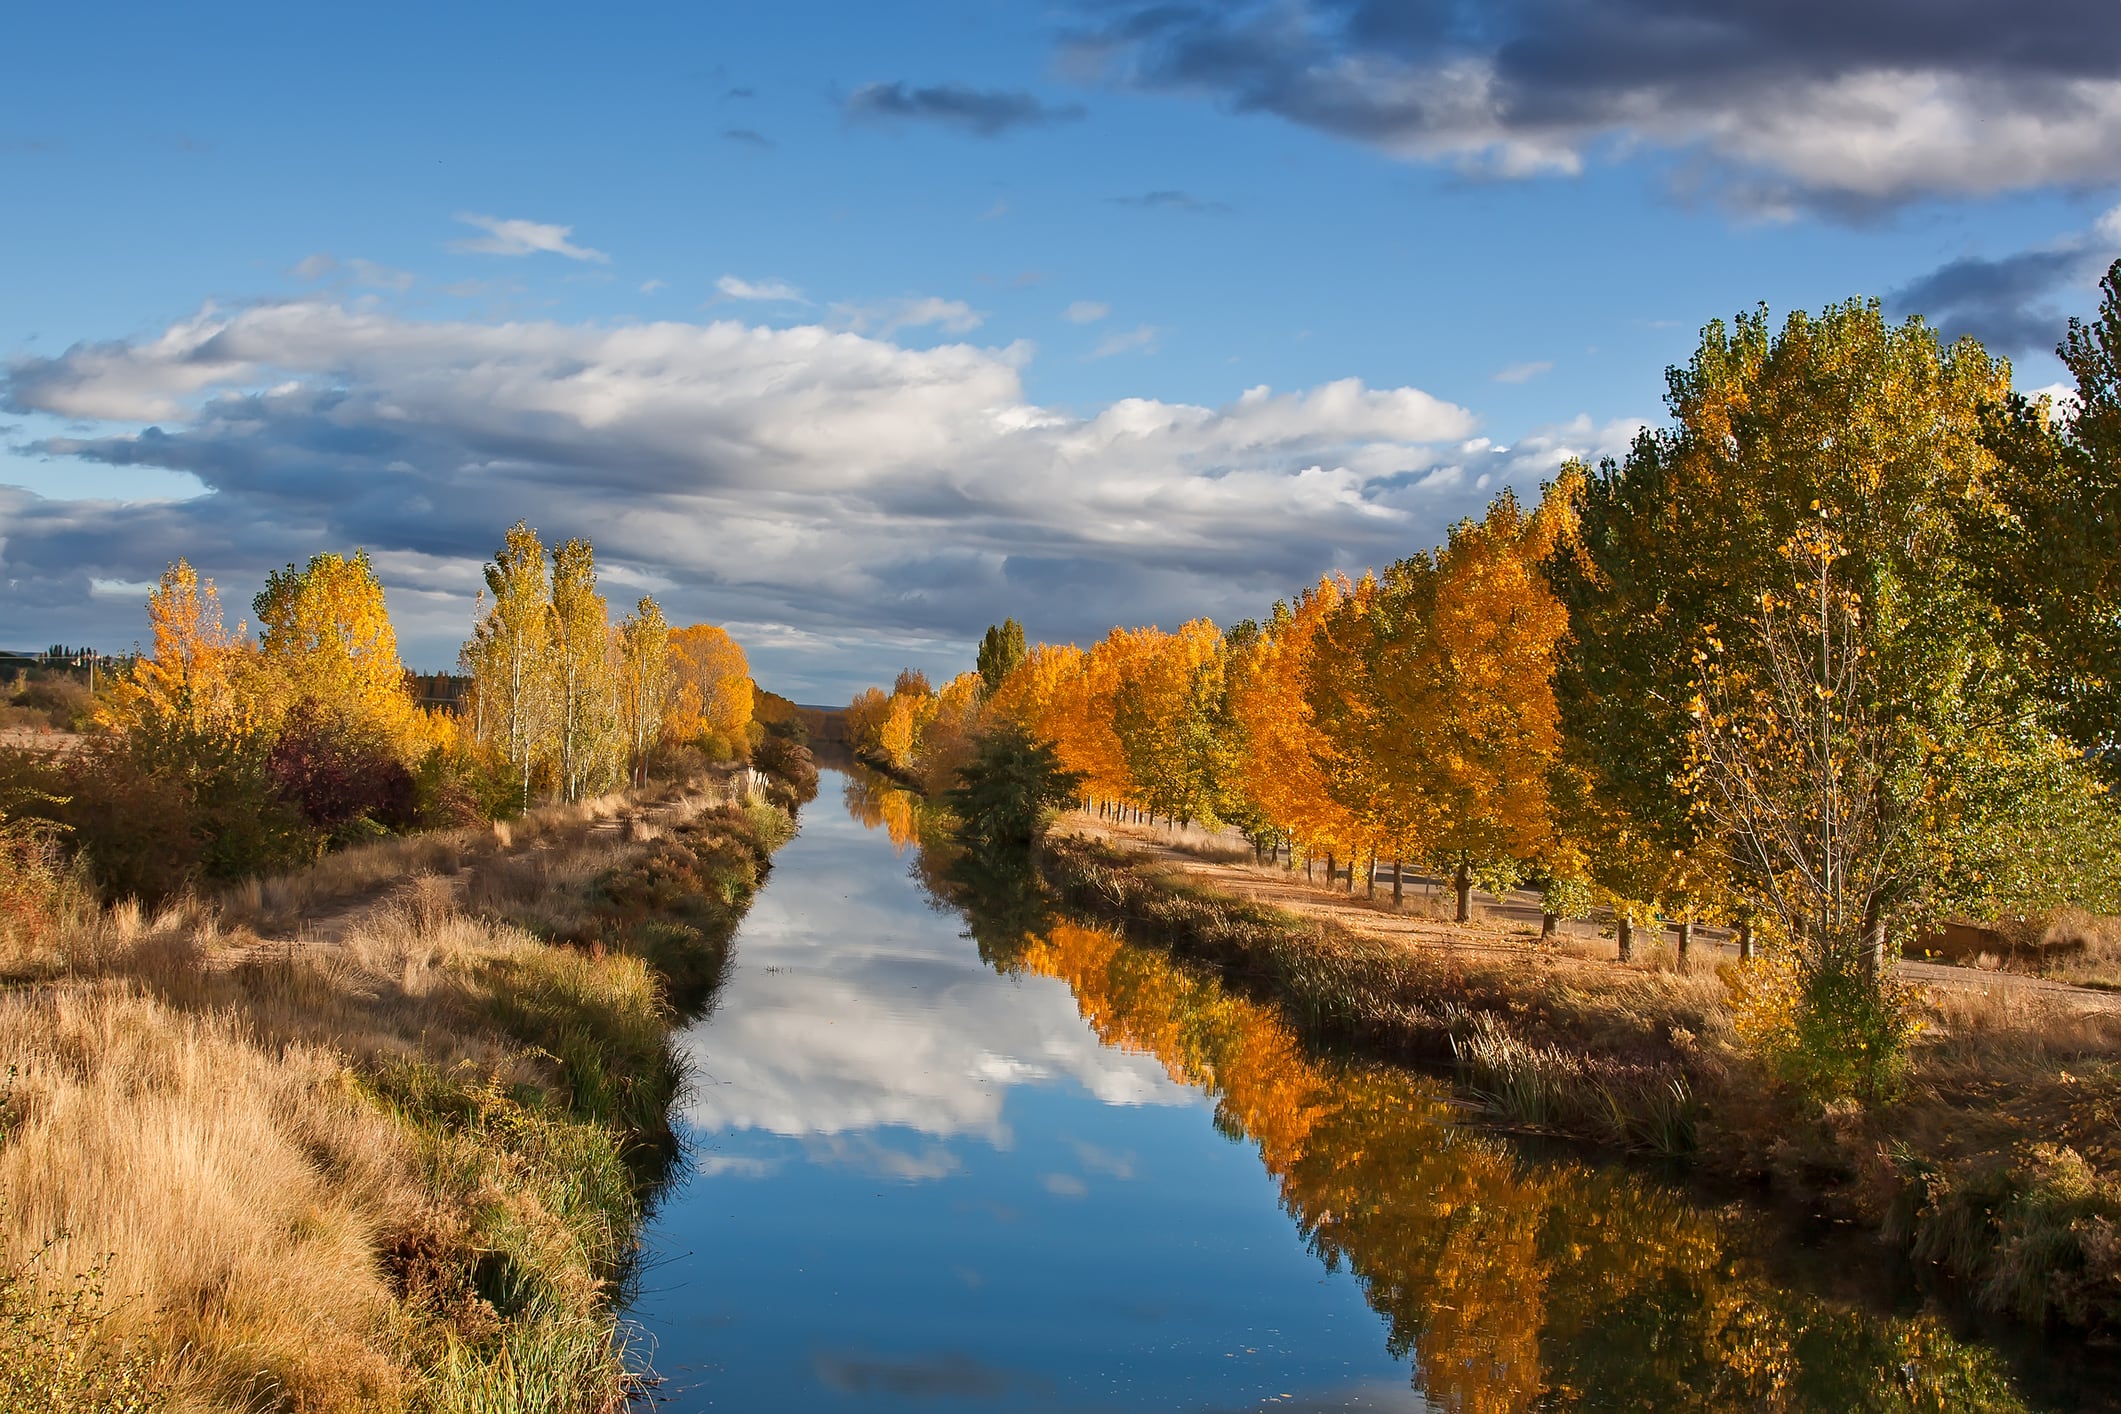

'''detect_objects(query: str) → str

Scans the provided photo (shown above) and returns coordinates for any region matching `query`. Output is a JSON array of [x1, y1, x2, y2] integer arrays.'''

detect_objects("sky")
[[5, 0, 2121, 699]]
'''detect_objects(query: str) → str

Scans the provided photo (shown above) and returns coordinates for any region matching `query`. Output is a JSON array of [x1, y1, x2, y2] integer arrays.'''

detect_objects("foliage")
[[1974, 257, 2121, 783], [975, 618, 1026, 695], [662, 624, 752, 761], [254, 549, 416, 748], [942, 722, 1084, 846], [267, 701, 418, 844], [1, 1207, 170, 1414]]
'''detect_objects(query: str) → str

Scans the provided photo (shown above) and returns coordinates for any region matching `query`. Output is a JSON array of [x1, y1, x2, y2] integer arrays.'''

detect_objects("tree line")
[[847, 277, 2121, 1097], [2, 523, 768, 903]]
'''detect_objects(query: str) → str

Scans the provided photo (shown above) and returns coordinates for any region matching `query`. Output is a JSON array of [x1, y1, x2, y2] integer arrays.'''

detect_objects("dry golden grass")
[[0, 772, 768, 1413]]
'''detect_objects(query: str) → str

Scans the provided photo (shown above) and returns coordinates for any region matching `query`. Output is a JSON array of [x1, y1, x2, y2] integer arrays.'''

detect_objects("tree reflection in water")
[[843, 766, 2035, 1413]]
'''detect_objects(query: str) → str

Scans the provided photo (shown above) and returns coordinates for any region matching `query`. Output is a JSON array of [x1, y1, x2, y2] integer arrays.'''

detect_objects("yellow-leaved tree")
[[614, 596, 672, 787], [101, 560, 261, 736], [252, 549, 416, 746], [665, 623, 753, 759]]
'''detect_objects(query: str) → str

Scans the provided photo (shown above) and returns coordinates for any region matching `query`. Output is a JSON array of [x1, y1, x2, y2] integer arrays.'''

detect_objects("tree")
[[615, 596, 671, 787], [1975, 257, 2121, 782], [548, 537, 619, 802], [1553, 302, 2027, 960], [944, 722, 1085, 845], [102, 560, 258, 736], [464, 521, 553, 811], [666, 624, 753, 759], [976, 618, 1027, 696], [253, 549, 415, 745], [1691, 527, 1920, 1098]]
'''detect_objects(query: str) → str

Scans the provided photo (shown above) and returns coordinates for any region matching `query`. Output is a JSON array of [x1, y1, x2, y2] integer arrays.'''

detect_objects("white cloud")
[[1090, 324, 1159, 358], [449, 213, 609, 263], [1492, 360, 1553, 384], [639, 278, 666, 294], [0, 296, 1576, 693], [715, 274, 806, 303], [1063, 300, 1110, 324], [831, 296, 985, 336]]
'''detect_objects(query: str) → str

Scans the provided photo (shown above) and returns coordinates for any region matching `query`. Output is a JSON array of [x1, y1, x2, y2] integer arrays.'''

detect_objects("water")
[[625, 769, 2094, 1411]]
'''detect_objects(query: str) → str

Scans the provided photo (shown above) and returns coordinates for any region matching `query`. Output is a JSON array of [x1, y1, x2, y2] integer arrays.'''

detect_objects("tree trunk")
[[1617, 914, 1634, 962], [1366, 856, 1376, 899], [1391, 859, 1404, 908], [1861, 900, 1888, 982], [1541, 910, 1558, 942], [1453, 861, 1472, 923], [1676, 919, 1693, 961], [1738, 915, 1755, 961], [1325, 853, 1336, 888]]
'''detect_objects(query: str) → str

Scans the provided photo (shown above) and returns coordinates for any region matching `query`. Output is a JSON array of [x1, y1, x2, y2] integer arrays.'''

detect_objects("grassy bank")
[[1039, 834, 2121, 1337], [0, 776, 795, 1413]]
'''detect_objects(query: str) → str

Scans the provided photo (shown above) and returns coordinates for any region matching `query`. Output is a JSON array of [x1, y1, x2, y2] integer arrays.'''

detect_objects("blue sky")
[[6, 0, 2120, 697]]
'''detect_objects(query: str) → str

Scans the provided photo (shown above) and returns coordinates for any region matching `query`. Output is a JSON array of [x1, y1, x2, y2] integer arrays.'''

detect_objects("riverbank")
[[0, 770, 798, 1412], [1038, 827, 2121, 1338]]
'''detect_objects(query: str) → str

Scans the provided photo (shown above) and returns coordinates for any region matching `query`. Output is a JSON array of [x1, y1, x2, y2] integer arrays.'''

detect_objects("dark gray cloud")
[[844, 81, 1086, 138], [0, 300, 1626, 696], [1063, 0, 2121, 211], [1887, 209, 2121, 355], [1110, 189, 1233, 216]]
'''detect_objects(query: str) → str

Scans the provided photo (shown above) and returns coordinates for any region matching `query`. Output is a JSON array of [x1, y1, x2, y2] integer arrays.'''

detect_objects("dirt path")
[[1062, 812, 2121, 1014]]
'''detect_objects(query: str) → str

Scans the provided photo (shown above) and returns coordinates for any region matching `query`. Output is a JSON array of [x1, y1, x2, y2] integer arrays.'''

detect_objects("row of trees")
[[5, 524, 763, 901], [461, 522, 753, 805], [849, 277, 2121, 1096]]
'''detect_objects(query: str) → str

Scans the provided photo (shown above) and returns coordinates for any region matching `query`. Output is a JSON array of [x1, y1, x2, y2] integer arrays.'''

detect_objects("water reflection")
[[630, 769, 2066, 1411]]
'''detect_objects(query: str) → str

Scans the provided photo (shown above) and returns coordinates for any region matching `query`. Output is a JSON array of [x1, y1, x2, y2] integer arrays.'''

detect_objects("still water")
[[626, 769, 2085, 1411]]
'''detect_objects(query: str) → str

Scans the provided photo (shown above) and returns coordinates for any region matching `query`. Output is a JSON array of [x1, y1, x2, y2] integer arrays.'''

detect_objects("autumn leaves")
[[461, 522, 754, 806]]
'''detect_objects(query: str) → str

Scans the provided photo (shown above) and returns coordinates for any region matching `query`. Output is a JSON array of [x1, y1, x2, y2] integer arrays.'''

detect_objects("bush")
[[267, 702, 419, 842], [0, 1206, 170, 1414]]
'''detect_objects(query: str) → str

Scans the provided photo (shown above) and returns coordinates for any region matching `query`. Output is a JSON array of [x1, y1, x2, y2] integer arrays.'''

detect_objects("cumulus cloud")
[[0, 296, 1619, 694], [450, 213, 609, 262], [1062, 300, 1110, 324], [1064, 0, 2121, 213], [1888, 204, 2121, 355], [715, 274, 806, 303], [844, 81, 1085, 138]]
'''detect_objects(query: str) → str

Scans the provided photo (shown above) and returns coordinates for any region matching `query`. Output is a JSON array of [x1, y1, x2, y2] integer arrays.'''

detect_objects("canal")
[[625, 767, 2097, 1411]]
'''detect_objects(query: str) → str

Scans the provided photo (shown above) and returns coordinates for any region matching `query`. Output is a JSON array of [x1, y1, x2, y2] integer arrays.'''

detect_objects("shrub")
[[268, 701, 419, 842], [0, 1212, 170, 1414]]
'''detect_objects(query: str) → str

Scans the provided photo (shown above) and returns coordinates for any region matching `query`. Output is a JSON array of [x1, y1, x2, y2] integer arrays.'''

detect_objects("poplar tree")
[[549, 536, 619, 803], [615, 596, 671, 787], [466, 521, 552, 811]]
